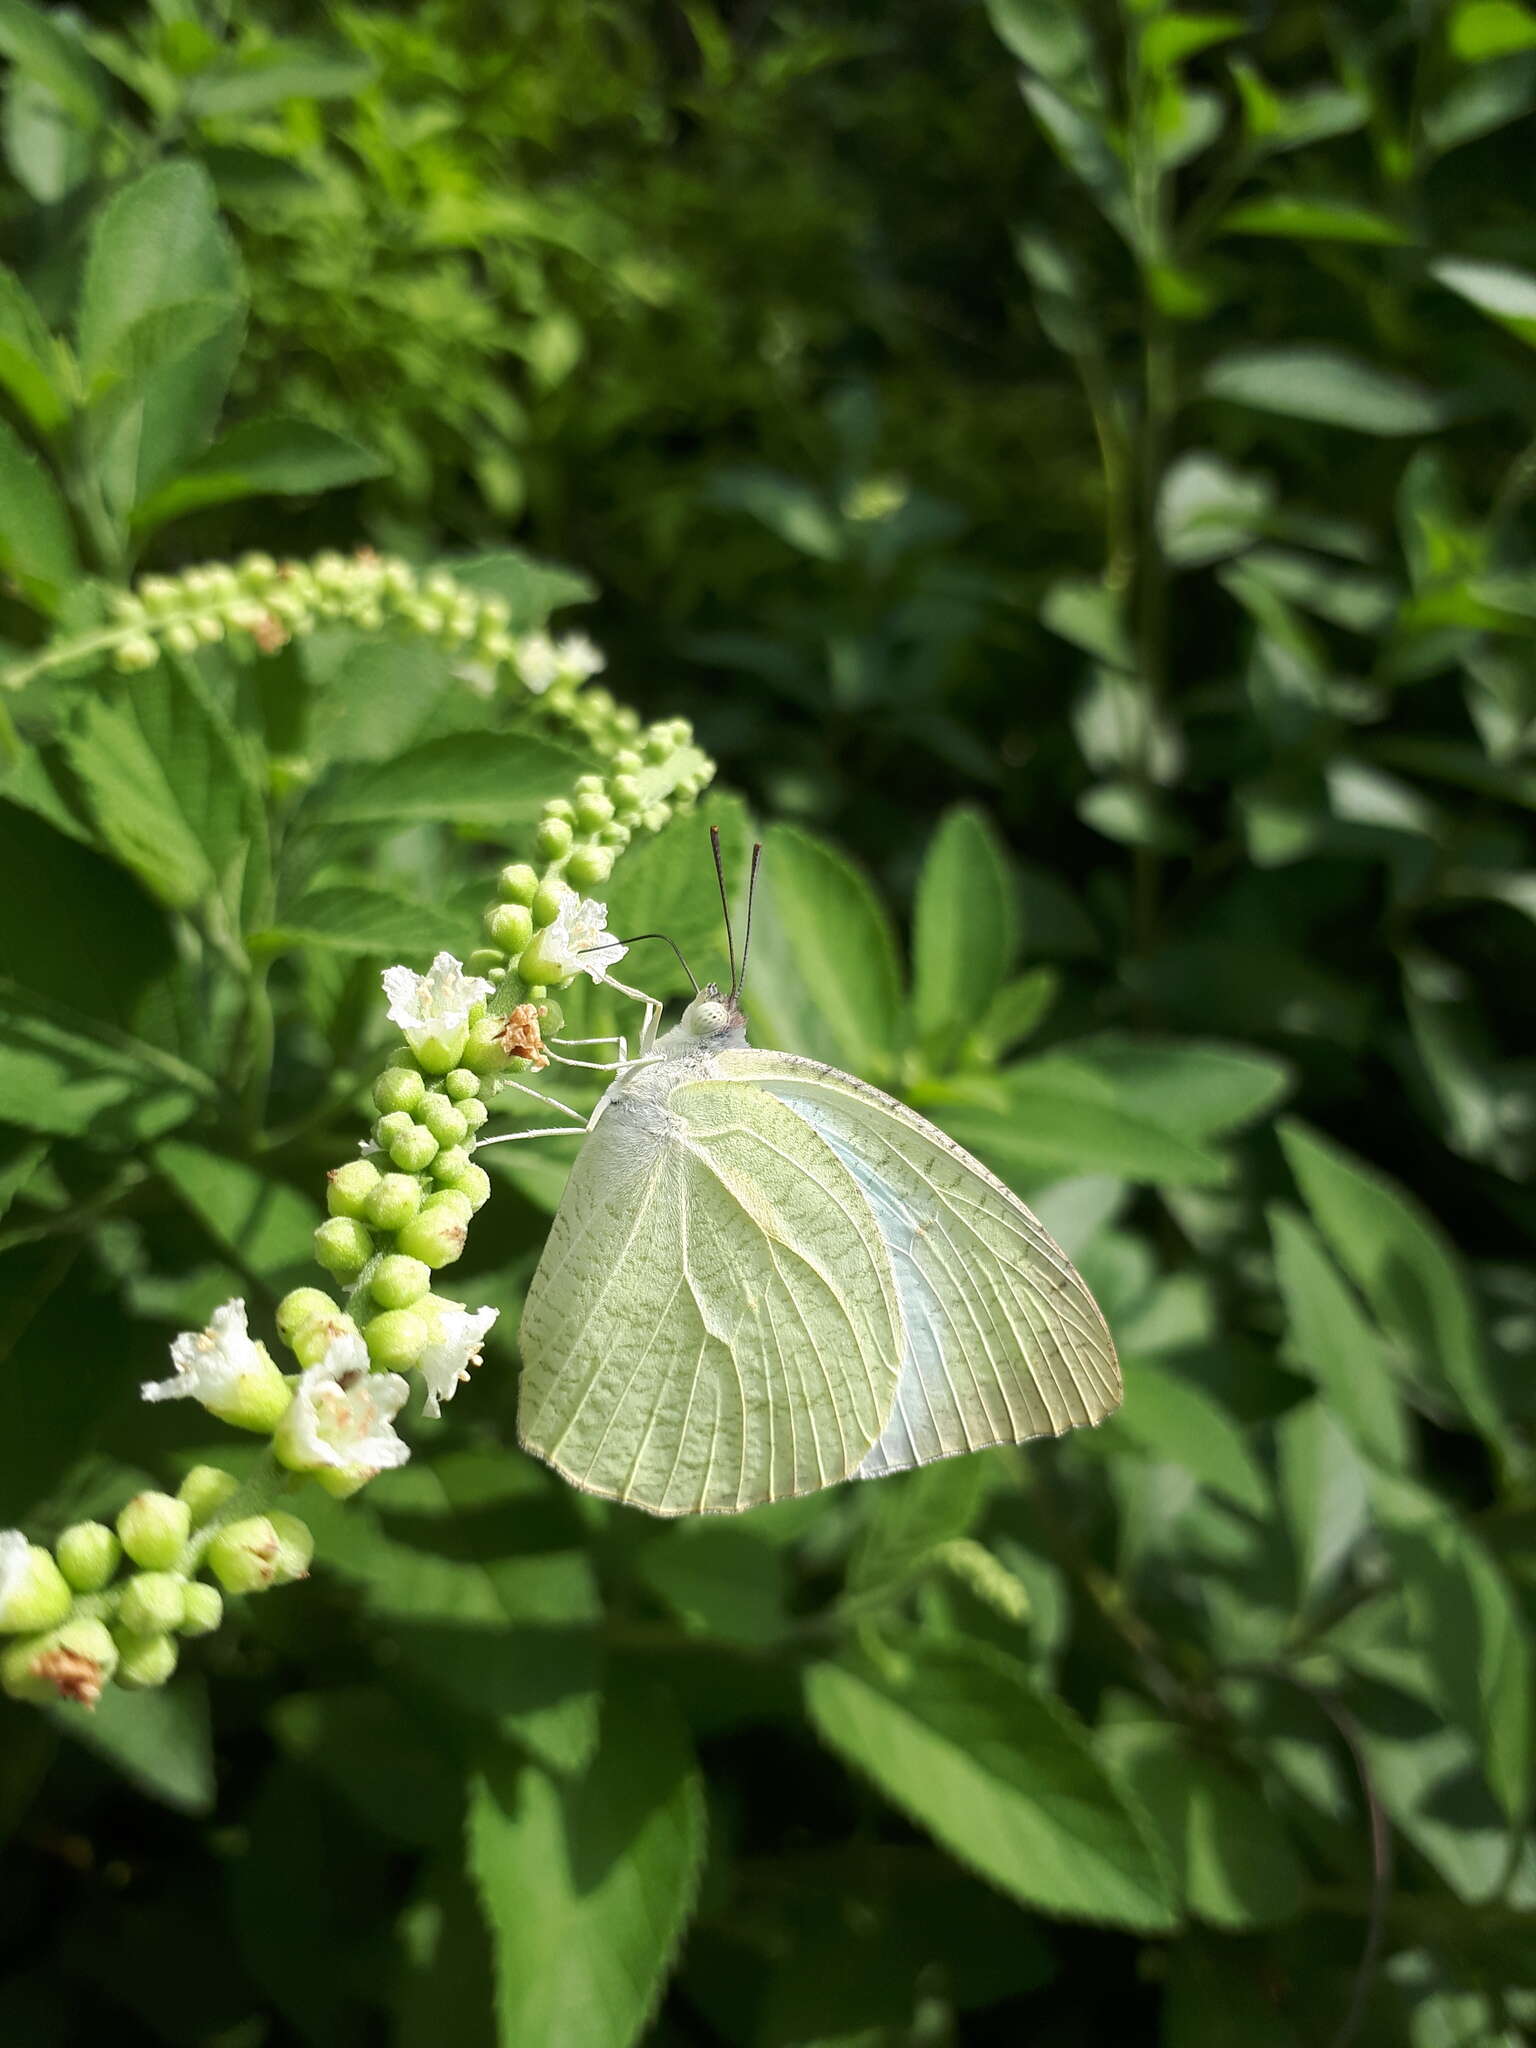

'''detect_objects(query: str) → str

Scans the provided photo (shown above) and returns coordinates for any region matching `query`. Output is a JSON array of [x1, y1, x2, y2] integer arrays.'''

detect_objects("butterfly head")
[[680, 983, 747, 1041]]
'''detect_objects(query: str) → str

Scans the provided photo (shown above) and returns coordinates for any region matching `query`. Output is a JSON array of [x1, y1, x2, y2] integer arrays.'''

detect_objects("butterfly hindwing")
[[717, 1050, 1122, 1475], [518, 1078, 902, 1514]]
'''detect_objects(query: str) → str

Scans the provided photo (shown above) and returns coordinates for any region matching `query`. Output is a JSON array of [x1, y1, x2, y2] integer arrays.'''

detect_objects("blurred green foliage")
[[1, 0, 1535, 2043]]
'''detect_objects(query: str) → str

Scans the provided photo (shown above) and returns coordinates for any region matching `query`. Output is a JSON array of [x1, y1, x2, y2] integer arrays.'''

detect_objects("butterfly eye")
[[685, 997, 728, 1036]]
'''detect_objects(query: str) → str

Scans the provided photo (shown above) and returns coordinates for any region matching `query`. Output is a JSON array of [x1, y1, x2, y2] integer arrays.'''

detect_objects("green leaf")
[[446, 550, 597, 631], [182, 45, 374, 117], [1202, 347, 1448, 435], [467, 1674, 705, 2048], [0, 979, 204, 1139], [709, 468, 844, 560], [154, 1142, 321, 1296], [748, 823, 904, 1081], [912, 805, 1018, 1055], [983, 0, 1096, 84], [0, 0, 109, 131], [1268, 1206, 1411, 1469], [1057, 1035, 1290, 1140], [257, 885, 466, 960], [1432, 256, 1536, 346], [270, 1687, 464, 1846], [1020, 78, 1133, 243], [847, 1456, 993, 1599], [0, 415, 76, 613], [601, 796, 753, 1000], [1274, 1399, 1371, 1600], [0, 262, 65, 432], [1157, 451, 1273, 566], [63, 661, 260, 918], [637, 1525, 788, 1647], [131, 417, 388, 532], [1230, 62, 1369, 154], [1219, 195, 1410, 244], [1098, 1720, 1304, 1928], [1449, 0, 1536, 60], [1139, 13, 1243, 72], [1366, 1467, 1533, 1820], [1110, 1358, 1269, 1513], [1278, 1120, 1504, 1444], [76, 163, 244, 514], [1040, 576, 1134, 669], [307, 1454, 602, 1774], [805, 1641, 1176, 1931], [962, 967, 1059, 1063], [53, 1679, 214, 1814], [311, 730, 591, 830]]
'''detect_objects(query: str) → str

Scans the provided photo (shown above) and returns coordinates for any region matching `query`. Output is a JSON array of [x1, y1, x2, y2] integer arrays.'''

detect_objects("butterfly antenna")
[[582, 934, 698, 994], [711, 823, 738, 996], [733, 842, 764, 1003]]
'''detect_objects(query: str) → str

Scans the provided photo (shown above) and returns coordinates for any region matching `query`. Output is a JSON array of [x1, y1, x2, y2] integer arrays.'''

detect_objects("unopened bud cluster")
[[0, 1471, 306, 1709]]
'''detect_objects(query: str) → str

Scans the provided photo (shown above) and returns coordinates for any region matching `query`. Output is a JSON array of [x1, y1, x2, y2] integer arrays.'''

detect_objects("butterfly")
[[514, 833, 1120, 1515]]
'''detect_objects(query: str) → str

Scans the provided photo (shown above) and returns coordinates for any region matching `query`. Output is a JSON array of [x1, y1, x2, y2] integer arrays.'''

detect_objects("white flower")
[[141, 1299, 291, 1429], [420, 1305, 499, 1419], [276, 1335, 411, 1479], [555, 632, 605, 682], [516, 631, 562, 695], [382, 952, 494, 1055], [516, 630, 605, 695], [545, 895, 628, 982]]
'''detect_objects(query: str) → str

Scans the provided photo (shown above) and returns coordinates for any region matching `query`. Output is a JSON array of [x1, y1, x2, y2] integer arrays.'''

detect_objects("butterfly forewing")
[[716, 1050, 1122, 1475], [518, 1078, 902, 1514]]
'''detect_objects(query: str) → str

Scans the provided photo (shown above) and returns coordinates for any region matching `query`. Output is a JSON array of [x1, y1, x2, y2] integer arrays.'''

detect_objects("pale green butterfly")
[[505, 831, 1120, 1516]]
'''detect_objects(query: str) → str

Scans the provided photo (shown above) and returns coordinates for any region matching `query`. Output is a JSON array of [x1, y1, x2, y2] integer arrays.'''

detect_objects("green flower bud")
[[2, 1618, 118, 1706], [611, 747, 643, 776], [178, 1583, 224, 1637], [497, 862, 539, 906], [531, 881, 568, 929], [363, 1171, 425, 1232], [117, 1493, 192, 1572], [466, 947, 505, 980], [460, 1097, 489, 1132], [373, 1066, 425, 1115], [370, 1252, 432, 1309], [486, 902, 533, 954], [444, 1069, 481, 1103], [207, 1516, 286, 1594], [54, 1522, 120, 1595], [0, 1536, 74, 1633], [178, 1466, 241, 1527], [461, 1016, 513, 1076], [413, 1027, 466, 1076], [573, 790, 615, 831], [610, 773, 642, 813], [314, 1216, 374, 1280], [544, 797, 576, 824], [421, 1188, 474, 1225], [387, 1122, 439, 1174], [434, 1151, 490, 1211], [535, 815, 574, 860], [290, 1311, 361, 1368], [116, 1572, 186, 1637], [266, 1513, 314, 1584], [566, 845, 613, 890], [432, 1145, 473, 1184], [327, 1157, 383, 1218], [363, 1309, 430, 1370], [419, 1093, 469, 1149], [374, 1110, 414, 1152], [114, 1630, 179, 1690], [395, 1208, 468, 1270], [277, 1288, 341, 1345], [114, 634, 160, 673]]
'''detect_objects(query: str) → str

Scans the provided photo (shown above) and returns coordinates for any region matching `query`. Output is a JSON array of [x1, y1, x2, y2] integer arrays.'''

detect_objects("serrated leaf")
[[131, 416, 388, 532], [806, 1641, 1176, 1930], [0, 979, 204, 1139], [311, 729, 590, 829], [270, 1688, 463, 1846], [258, 885, 467, 960], [0, 262, 65, 432], [1275, 1399, 1372, 1600], [748, 823, 904, 1081], [1279, 1119, 1504, 1444], [912, 804, 1018, 1056], [467, 1675, 705, 2048], [446, 549, 596, 631], [847, 1456, 993, 1599]]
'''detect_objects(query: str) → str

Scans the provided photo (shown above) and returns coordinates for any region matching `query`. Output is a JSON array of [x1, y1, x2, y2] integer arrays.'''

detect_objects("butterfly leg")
[[475, 1079, 596, 1146], [600, 974, 664, 1057], [547, 1034, 630, 1072]]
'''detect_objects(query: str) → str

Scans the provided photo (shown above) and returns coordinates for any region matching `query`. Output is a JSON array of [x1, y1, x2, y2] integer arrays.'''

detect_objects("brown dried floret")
[[496, 1003, 549, 1071], [32, 1645, 109, 1709]]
